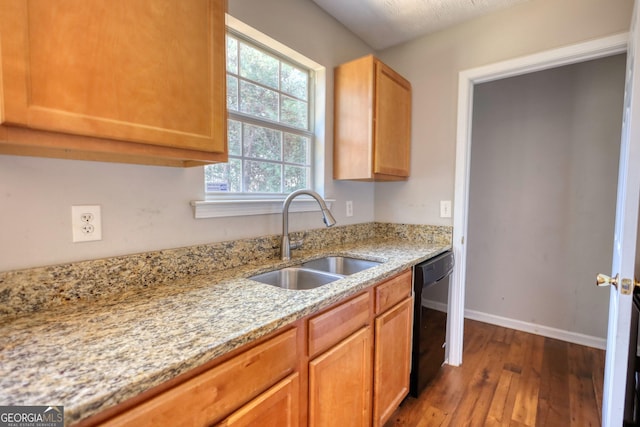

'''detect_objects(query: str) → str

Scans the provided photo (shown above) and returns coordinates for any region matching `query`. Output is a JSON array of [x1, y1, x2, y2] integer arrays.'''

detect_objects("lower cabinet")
[[306, 270, 413, 427], [372, 297, 414, 427], [308, 327, 372, 427], [218, 373, 300, 427], [90, 270, 414, 427]]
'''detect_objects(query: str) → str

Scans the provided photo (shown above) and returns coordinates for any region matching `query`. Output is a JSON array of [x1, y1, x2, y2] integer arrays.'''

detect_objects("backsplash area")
[[0, 222, 451, 319]]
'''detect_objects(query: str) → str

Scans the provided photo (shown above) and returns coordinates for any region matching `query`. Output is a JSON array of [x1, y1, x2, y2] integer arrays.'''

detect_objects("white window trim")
[[192, 14, 328, 219], [191, 197, 334, 219]]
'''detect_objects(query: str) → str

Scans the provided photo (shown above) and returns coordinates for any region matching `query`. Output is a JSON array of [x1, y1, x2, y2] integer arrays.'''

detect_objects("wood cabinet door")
[[333, 55, 375, 181], [373, 297, 414, 427], [0, 0, 226, 154], [217, 374, 299, 427], [308, 327, 373, 427], [373, 61, 411, 178]]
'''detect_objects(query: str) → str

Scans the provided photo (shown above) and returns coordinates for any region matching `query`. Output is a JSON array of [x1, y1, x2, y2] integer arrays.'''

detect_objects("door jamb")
[[449, 33, 629, 366]]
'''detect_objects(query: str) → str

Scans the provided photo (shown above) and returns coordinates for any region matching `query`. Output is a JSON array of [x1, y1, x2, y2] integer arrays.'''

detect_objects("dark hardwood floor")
[[385, 319, 605, 427]]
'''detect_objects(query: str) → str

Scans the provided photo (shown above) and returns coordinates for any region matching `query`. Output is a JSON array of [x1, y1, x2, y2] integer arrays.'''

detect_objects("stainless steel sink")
[[248, 256, 382, 290], [300, 256, 381, 275], [249, 267, 343, 290]]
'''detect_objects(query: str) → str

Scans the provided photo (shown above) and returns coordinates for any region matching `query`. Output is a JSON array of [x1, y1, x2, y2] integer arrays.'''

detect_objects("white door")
[[602, 1, 640, 425]]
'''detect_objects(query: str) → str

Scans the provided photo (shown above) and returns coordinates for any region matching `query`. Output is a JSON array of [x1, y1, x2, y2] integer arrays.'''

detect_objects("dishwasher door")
[[410, 251, 454, 398]]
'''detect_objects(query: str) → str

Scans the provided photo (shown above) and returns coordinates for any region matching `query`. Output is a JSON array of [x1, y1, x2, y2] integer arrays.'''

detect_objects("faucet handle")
[[290, 239, 304, 250]]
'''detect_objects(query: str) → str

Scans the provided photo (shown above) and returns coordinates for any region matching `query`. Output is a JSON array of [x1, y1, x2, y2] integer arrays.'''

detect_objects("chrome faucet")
[[281, 189, 337, 260]]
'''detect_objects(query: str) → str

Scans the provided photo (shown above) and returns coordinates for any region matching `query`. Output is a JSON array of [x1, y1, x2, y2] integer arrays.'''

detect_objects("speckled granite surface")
[[0, 222, 451, 426], [0, 222, 452, 319]]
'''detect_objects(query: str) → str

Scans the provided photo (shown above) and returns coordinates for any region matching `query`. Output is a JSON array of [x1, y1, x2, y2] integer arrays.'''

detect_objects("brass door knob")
[[596, 273, 619, 288], [597, 273, 639, 295]]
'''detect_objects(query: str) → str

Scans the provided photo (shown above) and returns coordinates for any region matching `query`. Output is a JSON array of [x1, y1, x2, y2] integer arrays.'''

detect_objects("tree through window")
[[205, 32, 313, 195]]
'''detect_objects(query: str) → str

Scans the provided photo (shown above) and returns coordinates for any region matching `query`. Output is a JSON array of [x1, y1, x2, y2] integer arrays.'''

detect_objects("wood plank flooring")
[[385, 319, 605, 427]]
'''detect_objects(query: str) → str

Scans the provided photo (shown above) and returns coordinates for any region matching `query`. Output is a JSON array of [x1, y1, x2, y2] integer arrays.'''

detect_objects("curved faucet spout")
[[281, 189, 336, 260]]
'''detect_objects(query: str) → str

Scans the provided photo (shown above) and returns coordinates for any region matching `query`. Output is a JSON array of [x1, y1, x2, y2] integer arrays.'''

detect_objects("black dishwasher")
[[410, 250, 454, 397]]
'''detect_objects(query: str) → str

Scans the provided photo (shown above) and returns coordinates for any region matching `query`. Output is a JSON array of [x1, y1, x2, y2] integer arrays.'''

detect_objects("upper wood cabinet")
[[333, 55, 411, 181], [0, 0, 227, 167]]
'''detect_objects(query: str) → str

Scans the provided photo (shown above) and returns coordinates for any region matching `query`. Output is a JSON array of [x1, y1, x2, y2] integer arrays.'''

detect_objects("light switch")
[[440, 201, 452, 218]]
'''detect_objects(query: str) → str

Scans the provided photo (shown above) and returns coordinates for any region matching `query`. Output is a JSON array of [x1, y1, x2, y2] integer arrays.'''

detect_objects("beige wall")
[[467, 54, 625, 339], [372, 0, 631, 341], [0, 0, 373, 272], [0, 0, 632, 275], [374, 0, 633, 225]]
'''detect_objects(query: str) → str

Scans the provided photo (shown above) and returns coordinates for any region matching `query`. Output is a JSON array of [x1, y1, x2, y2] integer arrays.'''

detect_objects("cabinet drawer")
[[101, 328, 298, 427], [308, 292, 370, 358], [375, 270, 412, 315]]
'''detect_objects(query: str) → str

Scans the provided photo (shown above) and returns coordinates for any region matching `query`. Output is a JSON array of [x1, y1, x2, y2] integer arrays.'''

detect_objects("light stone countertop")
[[0, 238, 449, 426]]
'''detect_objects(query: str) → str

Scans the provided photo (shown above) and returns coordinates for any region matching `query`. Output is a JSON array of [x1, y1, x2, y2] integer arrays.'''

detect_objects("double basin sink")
[[249, 256, 382, 290]]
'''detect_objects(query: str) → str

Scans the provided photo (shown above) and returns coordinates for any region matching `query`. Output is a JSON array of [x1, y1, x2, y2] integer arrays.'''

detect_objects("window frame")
[[219, 29, 315, 195], [191, 15, 330, 219]]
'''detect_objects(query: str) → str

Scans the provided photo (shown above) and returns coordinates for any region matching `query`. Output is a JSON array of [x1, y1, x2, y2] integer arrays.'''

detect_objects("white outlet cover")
[[440, 200, 452, 218], [71, 205, 102, 242], [346, 200, 353, 217]]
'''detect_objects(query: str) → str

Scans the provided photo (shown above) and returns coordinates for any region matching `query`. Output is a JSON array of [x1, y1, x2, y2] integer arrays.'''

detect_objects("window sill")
[[190, 198, 335, 219]]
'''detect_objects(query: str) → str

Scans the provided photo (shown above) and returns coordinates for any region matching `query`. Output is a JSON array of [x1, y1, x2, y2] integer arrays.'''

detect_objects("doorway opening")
[[449, 33, 628, 366], [466, 53, 625, 347]]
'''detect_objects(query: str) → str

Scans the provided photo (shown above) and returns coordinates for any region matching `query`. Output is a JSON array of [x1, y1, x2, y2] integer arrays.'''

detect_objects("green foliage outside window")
[[205, 33, 313, 194]]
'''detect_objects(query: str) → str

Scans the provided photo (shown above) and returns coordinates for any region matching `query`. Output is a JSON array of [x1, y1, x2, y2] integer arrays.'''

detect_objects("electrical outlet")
[[440, 200, 452, 218], [346, 200, 353, 217], [80, 212, 94, 223], [72, 205, 102, 242]]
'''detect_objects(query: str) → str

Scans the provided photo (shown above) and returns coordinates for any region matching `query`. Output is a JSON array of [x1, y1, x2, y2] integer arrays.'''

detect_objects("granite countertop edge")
[[0, 239, 450, 426]]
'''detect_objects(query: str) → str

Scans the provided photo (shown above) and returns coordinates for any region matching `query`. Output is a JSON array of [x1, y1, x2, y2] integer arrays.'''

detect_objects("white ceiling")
[[312, 0, 529, 50]]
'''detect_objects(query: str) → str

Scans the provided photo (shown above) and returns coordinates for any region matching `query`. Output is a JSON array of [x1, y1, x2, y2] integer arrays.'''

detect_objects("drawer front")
[[101, 328, 298, 427], [308, 292, 370, 358], [375, 270, 412, 315]]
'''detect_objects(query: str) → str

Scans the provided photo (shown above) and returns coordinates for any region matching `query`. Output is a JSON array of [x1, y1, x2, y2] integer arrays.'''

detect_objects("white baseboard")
[[464, 309, 607, 350], [421, 299, 447, 312]]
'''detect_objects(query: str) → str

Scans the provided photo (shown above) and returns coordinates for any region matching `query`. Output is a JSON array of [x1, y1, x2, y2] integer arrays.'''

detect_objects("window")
[[205, 31, 314, 195]]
